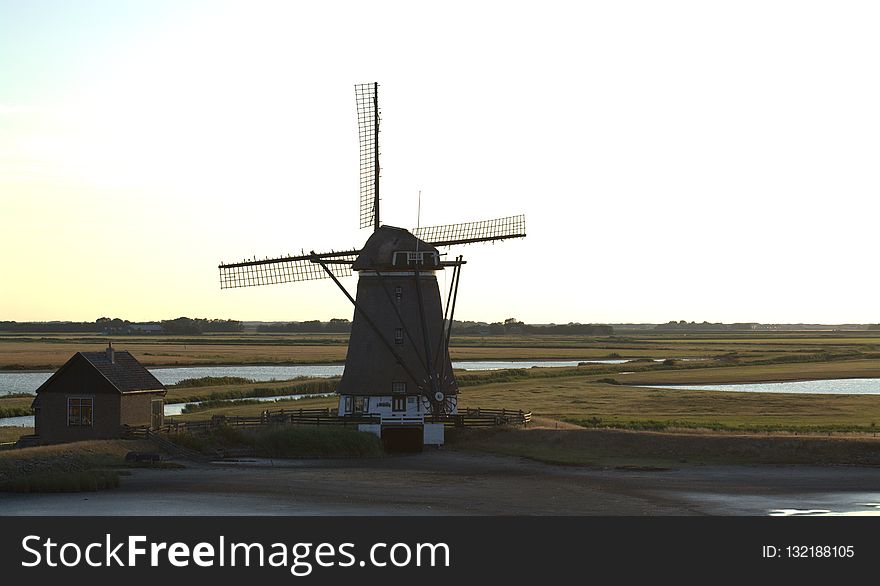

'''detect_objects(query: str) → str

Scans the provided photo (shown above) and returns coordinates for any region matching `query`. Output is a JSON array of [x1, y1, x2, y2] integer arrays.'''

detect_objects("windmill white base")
[[339, 393, 457, 446]]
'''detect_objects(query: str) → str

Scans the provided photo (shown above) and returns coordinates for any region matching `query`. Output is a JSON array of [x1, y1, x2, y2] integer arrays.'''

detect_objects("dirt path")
[[3, 451, 880, 516]]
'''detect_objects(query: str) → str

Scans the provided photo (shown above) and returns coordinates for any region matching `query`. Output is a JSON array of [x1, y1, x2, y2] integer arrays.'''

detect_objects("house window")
[[392, 396, 406, 412], [395, 286, 402, 303], [344, 396, 353, 414], [67, 397, 93, 427], [392, 382, 406, 394], [394, 327, 404, 345]]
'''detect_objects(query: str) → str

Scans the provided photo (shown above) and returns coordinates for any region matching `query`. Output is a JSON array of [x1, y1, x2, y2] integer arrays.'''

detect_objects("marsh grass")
[[167, 378, 338, 404], [564, 417, 880, 434], [457, 373, 880, 435], [0, 439, 154, 493], [0, 406, 32, 418], [173, 376, 255, 388], [448, 426, 880, 468], [180, 399, 264, 413]]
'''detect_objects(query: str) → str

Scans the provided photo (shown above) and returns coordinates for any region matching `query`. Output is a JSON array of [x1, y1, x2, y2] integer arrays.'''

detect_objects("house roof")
[[34, 350, 166, 396]]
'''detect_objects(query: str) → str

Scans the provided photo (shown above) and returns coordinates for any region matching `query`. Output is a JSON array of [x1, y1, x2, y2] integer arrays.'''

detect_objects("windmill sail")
[[413, 214, 526, 247], [218, 250, 359, 289], [355, 82, 380, 230]]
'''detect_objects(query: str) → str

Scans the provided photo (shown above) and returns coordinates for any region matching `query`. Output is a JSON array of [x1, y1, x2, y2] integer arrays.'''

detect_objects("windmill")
[[218, 83, 526, 448]]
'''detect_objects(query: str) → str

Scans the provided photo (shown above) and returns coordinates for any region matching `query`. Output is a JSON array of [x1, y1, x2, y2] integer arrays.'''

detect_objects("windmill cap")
[[352, 225, 439, 271]]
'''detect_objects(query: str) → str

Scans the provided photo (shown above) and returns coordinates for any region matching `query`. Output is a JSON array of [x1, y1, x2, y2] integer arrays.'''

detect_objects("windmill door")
[[151, 399, 164, 430]]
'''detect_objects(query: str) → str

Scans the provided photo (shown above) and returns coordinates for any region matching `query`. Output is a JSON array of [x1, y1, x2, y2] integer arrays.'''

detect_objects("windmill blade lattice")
[[219, 250, 359, 289], [355, 83, 380, 230], [413, 214, 526, 247]]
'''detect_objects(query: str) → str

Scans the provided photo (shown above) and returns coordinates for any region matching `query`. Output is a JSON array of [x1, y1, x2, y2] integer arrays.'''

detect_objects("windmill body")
[[218, 83, 525, 449], [337, 226, 457, 446]]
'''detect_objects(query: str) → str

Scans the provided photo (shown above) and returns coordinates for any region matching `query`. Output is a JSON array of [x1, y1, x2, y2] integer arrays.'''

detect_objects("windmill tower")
[[219, 83, 526, 448]]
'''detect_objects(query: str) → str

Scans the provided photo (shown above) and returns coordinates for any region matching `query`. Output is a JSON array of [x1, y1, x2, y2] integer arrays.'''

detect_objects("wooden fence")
[[458, 407, 532, 426], [128, 406, 531, 437], [156, 408, 380, 435]]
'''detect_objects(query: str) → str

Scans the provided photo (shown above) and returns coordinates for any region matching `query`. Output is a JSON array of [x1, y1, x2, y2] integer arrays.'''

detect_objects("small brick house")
[[31, 344, 166, 444]]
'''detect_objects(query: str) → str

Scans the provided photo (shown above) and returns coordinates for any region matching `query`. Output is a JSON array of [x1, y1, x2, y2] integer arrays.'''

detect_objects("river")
[[7, 362, 878, 428], [0, 359, 633, 396], [645, 378, 880, 395], [0, 359, 620, 427]]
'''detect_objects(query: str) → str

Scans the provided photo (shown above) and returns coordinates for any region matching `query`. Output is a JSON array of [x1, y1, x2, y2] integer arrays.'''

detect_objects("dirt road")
[[3, 451, 880, 515]]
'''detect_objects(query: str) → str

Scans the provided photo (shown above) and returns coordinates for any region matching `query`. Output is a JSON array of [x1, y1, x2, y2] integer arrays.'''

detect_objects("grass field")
[[2, 330, 880, 369], [0, 426, 32, 443], [457, 377, 880, 433], [6, 331, 880, 461], [616, 359, 880, 385], [153, 365, 880, 434], [447, 426, 880, 468]]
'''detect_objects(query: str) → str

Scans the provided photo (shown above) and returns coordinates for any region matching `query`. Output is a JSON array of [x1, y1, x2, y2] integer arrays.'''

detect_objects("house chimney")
[[107, 342, 115, 364]]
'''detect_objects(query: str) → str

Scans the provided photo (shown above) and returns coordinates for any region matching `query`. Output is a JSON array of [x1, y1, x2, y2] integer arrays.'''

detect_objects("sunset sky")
[[1, 1, 878, 324]]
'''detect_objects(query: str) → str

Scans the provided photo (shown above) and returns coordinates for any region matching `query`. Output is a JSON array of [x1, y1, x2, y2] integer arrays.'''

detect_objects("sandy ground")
[[2, 451, 880, 516]]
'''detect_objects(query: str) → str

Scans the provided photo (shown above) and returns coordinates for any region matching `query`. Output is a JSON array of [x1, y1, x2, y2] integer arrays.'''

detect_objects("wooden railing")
[[156, 408, 380, 435], [456, 408, 532, 426], [125, 406, 530, 439]]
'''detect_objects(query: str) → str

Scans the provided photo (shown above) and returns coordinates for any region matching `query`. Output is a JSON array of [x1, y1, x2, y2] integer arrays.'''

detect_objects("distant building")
[[129, 323, 163, 334], [31, 344, 166, 444]]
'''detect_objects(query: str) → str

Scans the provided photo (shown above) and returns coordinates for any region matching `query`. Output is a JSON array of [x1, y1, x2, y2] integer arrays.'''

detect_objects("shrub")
[[0, 406, 32, 418], [253, 427, 383, 459], [165, 425, 382, 458], [172, 377, 255, 388]]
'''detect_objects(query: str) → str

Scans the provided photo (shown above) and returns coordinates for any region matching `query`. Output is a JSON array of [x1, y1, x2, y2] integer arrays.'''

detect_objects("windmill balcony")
[[338, 393, 453, 447]]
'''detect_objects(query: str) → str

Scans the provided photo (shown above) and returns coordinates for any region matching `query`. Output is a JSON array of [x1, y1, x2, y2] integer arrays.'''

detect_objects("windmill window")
[[392, 396, 406, 412], [395, 286, 402, 303], [392, 251, 439, 268], [392, 382, 407, 394], [394, 328, 404, 344], [67, 396, 93, 427]]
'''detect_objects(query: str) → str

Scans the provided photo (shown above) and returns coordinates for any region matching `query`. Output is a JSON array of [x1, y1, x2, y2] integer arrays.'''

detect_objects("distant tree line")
[[255, 318, 613, 336], [0, 317, 243, 335], [257, 318, 352, 333], [0, 321, 104, 333], [653, 320, 758, 332], [451, 318, 613, 336], [158, 317, 244, 335]]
